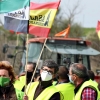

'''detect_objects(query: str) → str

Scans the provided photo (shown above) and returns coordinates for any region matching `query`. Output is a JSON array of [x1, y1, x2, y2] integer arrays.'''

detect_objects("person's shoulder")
[[27, 81, 39, 87], [83, 87, 97, 93], [82, 87, 97, 99]]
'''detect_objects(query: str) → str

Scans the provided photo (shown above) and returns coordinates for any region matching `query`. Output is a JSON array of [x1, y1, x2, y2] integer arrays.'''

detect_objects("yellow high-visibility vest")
[[74, 79, 100, 100], [26, 81, 60, 100], [13, 76, 26, 90], [56, 82, 75, 100], [52, 81, 57, 85]]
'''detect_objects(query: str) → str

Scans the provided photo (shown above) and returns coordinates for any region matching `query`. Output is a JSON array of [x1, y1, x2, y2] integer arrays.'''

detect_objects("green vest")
[[14, 76, 26, 90], [15, 88, 24, 100], [26, 82, 59, 100], [56, 83, 75, 100], [74, 79, 100, 100]]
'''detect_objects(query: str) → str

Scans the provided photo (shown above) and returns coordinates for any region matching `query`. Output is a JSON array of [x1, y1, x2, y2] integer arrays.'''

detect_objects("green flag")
[[0, 0, 30, 13]]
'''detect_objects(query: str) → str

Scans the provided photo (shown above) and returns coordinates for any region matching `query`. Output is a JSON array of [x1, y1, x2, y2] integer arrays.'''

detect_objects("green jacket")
[[0, 84, 24, 100], [15, 88, 24, 100]]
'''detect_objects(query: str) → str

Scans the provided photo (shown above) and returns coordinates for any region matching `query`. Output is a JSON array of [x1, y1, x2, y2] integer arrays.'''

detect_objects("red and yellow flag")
[[29, 1, 60, 37], [96, 21, 100, 39], [55, 25, 70, 38]]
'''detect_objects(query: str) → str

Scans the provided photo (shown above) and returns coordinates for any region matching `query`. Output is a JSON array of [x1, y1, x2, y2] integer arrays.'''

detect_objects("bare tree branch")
[[61, 0, 83, 24]]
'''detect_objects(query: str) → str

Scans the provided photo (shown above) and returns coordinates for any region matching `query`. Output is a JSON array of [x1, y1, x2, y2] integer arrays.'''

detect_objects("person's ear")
[[73, 74, 77, 81], [52, 73, 55, 79]]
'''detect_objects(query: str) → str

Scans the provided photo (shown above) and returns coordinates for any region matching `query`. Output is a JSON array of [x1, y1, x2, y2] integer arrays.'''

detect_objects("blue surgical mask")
[[69, 75, 74, 84]]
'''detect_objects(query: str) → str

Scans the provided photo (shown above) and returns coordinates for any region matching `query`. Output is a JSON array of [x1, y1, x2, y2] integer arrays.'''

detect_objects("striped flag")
[[96, 21, 100, 39], [0, 0, 30, 13], [0, 0, 30, 33], [29, 1, 60, 37], [55, 25, 70, 38]]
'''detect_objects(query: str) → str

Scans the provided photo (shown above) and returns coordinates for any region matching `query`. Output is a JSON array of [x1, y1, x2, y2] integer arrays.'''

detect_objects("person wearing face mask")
[[23, 59, 61, 100], [55, 66, 75, 100], [14, 62, 36, 92], [69, 63, 100, 100], [0, 61, 24, 100]]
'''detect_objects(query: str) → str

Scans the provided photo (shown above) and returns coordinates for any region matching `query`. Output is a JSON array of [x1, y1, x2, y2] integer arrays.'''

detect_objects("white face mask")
[[41, 71, 52, 81]]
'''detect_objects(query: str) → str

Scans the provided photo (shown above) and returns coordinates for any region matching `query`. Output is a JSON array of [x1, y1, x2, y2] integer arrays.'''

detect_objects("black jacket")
[[33, 80, 60, 100], [0, 83, 17, 100]]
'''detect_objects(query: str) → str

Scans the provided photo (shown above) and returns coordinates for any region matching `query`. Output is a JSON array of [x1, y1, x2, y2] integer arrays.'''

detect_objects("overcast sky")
[[0, 0, 100, 27]]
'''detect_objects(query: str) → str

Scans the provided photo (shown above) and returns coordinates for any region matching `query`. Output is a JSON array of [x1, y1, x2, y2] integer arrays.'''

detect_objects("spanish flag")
[[55, 25, 70, 38], [96, 21, 100, 39], [29, 1, 60, 37]]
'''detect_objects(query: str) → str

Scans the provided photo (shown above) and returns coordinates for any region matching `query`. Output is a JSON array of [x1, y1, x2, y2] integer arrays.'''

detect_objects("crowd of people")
[[0, 59, 100, 100]]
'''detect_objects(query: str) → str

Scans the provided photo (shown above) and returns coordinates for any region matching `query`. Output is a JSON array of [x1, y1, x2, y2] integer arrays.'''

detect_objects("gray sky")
[[0, 0, 100, 27]]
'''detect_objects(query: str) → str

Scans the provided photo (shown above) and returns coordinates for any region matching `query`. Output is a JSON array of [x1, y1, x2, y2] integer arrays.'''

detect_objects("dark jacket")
[[34, 80, 60, 100], [0, 83, 18, 100]]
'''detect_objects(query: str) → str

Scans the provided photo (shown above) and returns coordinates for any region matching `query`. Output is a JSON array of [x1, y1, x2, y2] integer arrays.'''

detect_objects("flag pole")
[[16, 33, 19, 46], [26, 38, 47, 94], [13, 33, 19, 67], [24, 34, 29, 94], [16, 33, 19, 53]]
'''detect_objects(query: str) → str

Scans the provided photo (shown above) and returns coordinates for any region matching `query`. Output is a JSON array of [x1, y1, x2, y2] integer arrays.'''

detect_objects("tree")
[[86, 31, 100, 74], [49, 0, 84, 38]]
